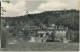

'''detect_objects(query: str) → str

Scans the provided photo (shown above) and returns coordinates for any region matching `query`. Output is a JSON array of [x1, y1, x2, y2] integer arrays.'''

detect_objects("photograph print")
[[0, 0, 79, 51]]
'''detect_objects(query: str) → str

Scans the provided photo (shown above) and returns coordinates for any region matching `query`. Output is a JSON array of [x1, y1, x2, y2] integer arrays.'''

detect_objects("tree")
[[1, 1, 10, 48], [1, 7, 6, 15], [55, 12, 79, 42], [55, 12, 79, 30]]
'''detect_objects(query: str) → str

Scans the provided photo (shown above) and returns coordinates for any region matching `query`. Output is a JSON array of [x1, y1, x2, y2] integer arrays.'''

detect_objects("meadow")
[[1, 42, 79, 51]]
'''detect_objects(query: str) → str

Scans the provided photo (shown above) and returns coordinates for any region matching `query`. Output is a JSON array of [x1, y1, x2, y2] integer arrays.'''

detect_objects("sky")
[[1, 0, 80, 17]]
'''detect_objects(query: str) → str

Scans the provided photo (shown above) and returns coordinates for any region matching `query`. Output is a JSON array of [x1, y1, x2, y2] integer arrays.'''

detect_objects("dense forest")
[[1, 9, 79, 42]]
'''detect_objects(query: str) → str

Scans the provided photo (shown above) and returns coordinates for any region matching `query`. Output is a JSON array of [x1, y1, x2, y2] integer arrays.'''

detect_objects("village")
[[4, 22, 69, 43]]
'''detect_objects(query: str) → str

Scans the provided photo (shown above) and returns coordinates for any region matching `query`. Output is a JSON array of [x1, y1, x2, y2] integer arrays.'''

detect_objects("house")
[[55, 30, 67, 42], [54, 26, 68, 42]]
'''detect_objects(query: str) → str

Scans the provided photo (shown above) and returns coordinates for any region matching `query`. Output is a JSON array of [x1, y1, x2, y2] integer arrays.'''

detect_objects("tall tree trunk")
[[1, 27, 8, 48]]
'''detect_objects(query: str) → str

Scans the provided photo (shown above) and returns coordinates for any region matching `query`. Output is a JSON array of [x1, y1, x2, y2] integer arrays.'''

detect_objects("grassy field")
[[0, 42, 79, 51]]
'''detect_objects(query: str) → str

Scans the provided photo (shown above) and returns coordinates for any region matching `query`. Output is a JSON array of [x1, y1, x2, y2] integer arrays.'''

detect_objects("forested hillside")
[[1, 9, 79, 42]]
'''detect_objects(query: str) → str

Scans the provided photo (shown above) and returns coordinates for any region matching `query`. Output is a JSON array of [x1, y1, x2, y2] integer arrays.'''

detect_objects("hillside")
[[1, 9, 79, 42], [2, 9, 79, 29]]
